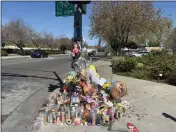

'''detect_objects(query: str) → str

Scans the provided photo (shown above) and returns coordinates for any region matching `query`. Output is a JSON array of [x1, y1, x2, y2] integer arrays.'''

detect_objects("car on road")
[[132, 51, 150, 57], [31, 50, 48, 58], [87, 50, 96, 57]]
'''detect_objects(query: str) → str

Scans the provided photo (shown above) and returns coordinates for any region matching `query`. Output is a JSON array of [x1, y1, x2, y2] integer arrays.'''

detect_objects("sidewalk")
[[94, 61, 176, 132], [32, 60, 176, 132]]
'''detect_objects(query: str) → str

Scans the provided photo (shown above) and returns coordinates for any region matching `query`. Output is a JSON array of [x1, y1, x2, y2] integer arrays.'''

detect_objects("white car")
[[132, 51, 150, 57]]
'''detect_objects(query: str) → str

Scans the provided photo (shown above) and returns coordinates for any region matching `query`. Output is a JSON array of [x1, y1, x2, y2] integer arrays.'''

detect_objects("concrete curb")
[[1, 56, 30, 59]]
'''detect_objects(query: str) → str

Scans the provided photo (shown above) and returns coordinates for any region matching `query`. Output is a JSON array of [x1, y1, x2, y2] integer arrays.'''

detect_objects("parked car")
[[88, 50, 96, 57], [124, 52, 134, 57], [31, 50, 48, 58], [132, 51, 150, 57]]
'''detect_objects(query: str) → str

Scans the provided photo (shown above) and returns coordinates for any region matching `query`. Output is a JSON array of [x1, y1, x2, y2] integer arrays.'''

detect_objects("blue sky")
[[2, 1, 176, 46]]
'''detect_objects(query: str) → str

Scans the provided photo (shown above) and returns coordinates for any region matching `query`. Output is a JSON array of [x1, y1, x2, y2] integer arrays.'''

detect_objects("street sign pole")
[[55, 1, 90, 54], [74, 4, 82, 53]]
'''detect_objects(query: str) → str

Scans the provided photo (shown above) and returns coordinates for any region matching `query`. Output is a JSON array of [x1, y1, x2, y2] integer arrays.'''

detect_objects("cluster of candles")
[[43, 91, 125, 126]]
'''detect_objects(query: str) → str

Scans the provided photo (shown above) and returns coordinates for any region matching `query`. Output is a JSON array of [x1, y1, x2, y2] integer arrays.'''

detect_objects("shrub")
[[150, 50, 168, 56], [112, 56, 136, 73], [60, 44, 67, 52], [111, 56, 125, 64], [167, 66, 176, 85], [136, 62, 144, 69], [1, 50, 8, 56], [54, 50, 62, 54], [111, 56, 125, 73], [45, 50, 62, 54], [16, 50, 31, 56], [112, 50, 176, 86], [131, 69, 151, 80]]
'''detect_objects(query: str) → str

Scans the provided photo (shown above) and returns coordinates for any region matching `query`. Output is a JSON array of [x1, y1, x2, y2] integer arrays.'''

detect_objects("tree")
[[166, 28, 176, 53], [29, 29, 42, 49], [59, 37, 72, 50], [125, 41, 138, 49], [89, 1, 172, 55], [60, 44, 67, 52], [2, 19, 31, 54], [41, 31, 55, 50], [1, 25, 6, 49]]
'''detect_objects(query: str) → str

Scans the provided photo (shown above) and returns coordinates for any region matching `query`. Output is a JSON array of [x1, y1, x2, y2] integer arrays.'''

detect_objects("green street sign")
[[55, 1, 75, 17]]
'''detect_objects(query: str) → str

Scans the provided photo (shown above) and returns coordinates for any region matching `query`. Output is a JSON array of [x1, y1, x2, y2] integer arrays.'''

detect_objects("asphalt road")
[[1, 54, 103, 124], [1, 55, 72, 123]]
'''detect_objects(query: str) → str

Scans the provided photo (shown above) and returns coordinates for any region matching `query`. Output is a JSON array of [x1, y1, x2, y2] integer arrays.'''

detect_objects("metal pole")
[[74, 4, 83, 53]]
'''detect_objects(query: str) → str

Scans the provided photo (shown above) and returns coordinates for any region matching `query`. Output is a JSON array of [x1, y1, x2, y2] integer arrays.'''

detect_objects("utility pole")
[[68, 1, 91, 53], [74, 5, 82, 52]]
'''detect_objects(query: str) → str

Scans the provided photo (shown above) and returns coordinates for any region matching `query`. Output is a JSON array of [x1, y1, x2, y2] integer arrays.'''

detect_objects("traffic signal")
[[68, 1, 91, 4]]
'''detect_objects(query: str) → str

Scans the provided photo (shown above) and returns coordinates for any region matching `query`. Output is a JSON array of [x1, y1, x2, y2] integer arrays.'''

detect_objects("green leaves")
[[112, 51, 176, 86]]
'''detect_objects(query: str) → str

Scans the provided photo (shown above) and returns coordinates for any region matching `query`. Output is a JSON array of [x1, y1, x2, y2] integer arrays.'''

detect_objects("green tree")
[[59, 44, 67, 52], [89, 1, 172, 55], [166, 28, 176, 53]]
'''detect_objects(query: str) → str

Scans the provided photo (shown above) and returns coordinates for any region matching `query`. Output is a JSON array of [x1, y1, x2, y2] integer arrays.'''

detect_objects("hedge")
[[111, 56, 136, 72], [112, 50, 176, 86], [1, 50, 8, 56]]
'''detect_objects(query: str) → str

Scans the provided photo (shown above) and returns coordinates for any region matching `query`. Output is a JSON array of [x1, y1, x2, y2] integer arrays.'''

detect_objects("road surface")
[[1, 56, 72, 123]]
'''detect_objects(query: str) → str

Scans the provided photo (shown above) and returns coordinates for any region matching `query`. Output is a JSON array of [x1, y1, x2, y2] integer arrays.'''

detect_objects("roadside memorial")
[[42, 57, 129, 127]]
